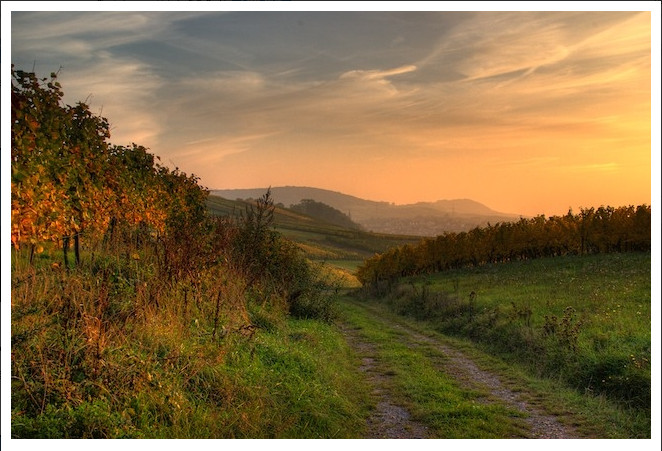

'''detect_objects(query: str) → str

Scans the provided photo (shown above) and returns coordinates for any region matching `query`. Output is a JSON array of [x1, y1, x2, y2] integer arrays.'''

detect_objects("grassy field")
[[360, 252, 652, 437], [11, 194, 652, 438], [338, 296, 651, 438], [209, 195, 652, 435]]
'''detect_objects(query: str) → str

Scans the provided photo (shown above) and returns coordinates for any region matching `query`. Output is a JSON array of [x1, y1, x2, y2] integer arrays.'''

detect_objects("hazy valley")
[[212, 186, 521, 236]]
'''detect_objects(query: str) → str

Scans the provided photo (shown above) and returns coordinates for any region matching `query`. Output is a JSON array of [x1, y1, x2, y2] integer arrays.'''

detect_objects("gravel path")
[[395, 323, 579, 439], [341, 323, 430, 439], [341, 302, 581, 439]]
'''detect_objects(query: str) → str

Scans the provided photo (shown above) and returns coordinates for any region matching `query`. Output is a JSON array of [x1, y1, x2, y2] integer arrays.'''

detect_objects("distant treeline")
[[356, 205, 651, 287]]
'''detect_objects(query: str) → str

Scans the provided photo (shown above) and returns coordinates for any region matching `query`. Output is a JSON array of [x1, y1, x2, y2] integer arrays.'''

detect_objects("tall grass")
[[10, 191, 368, 438]]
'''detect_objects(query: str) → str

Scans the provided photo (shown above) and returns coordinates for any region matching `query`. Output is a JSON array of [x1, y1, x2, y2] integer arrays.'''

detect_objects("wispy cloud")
[[8, 9, 652, 216], [340, 64, 417, 80], [12, 12, 198, 60], [565, 163, 620, 173]]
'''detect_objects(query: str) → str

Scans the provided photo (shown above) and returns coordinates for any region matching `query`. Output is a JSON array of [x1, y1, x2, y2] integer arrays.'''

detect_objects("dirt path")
[[393, 323, 579, 439], [341, 323, 430, 439], [341, 301, 581, 439]]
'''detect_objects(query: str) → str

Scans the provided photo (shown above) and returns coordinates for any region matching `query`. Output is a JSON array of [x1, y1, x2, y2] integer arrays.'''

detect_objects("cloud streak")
[[340, 64, 418, 80], [8, 9, 653, 216]]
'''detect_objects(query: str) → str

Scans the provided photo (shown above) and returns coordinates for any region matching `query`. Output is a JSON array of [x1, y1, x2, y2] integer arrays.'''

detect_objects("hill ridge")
[[211, 186, 515, 215], [210, 186, 520, 236]]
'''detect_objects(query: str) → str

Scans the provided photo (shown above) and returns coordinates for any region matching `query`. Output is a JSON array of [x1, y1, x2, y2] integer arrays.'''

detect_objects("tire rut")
[[342, 301, 582, 439], [341, 323, 430, 439], [391, 322, 580, 439]]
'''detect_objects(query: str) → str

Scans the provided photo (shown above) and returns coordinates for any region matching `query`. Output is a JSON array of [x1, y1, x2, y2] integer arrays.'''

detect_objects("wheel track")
[[340, 322, 430, 439], [342, 300, 582, 439]]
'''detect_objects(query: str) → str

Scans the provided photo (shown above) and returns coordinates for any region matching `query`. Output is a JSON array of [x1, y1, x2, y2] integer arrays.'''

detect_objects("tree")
[[290, 199, 363, 230]]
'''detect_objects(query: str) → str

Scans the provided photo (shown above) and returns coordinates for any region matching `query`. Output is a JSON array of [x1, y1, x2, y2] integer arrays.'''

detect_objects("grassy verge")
[[10, 243, 370, 438], [163, 315, 371, 439]]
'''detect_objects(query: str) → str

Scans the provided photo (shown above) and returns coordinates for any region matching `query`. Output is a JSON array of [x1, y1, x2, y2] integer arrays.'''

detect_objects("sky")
[[2, 4, 661, 446], [4, 3, 660, 217]]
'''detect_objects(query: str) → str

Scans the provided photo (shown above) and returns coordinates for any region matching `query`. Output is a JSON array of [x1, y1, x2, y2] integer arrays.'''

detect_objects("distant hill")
[[211, 186, 385, 218], [205, 194, 421, 263], [290, 199, 364, 231], [211, 186, 521, 236]]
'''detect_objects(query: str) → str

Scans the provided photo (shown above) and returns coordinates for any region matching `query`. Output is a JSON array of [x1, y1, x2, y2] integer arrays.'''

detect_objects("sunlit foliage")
[[357, 206, 651, 288], [11, 66, 208, 267]]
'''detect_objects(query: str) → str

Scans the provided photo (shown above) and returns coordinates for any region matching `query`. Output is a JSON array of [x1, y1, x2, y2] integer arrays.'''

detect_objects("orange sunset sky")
[[5, 4, 658, 217]]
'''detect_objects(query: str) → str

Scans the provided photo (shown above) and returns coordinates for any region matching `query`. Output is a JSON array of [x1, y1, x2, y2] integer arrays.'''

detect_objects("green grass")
[[339, 296, 651, 438], [11, 314, 370, 438], [360, 252, 651, 437], [423, 252, 650, 334], [13, 194, 411, 439], [338, 297, 532, 438], [168, 316, 371, 439], [14, 200, 651, 438]]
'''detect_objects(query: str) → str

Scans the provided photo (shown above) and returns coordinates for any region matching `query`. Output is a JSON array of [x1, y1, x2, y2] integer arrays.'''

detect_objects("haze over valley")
[[212, 186, 521, 236], [6, 4, 656, 441]]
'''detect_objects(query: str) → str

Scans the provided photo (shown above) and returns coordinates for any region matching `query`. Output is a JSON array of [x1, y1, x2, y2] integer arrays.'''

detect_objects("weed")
[[543, 306, 584, 352]]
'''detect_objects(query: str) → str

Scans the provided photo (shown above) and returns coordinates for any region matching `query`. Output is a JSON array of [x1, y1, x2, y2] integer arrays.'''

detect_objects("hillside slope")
[[211, 186, 520, 236], [206, 194, 421, 262]]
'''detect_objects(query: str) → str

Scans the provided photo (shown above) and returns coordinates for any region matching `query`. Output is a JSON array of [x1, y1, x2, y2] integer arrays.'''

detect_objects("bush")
[[10, 69, 349, 438], [230, 189, 338, 322], [288, 286, 337, 323]]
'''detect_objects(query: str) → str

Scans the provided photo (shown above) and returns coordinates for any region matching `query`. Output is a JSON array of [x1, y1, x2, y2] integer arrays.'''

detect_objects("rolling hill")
[[205, 194, 421, 263], [211, 186, 521, 236]]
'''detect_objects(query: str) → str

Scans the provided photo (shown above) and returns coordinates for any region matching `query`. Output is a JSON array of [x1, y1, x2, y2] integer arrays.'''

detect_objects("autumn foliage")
[[357, 206, 651, 289], [10, 66, 207, 265], [11, 68, 343, 438]]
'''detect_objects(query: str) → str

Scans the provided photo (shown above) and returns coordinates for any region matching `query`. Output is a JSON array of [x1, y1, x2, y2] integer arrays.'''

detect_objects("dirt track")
[[341, 322, 430, 438], [341, 301, 580, 439]]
